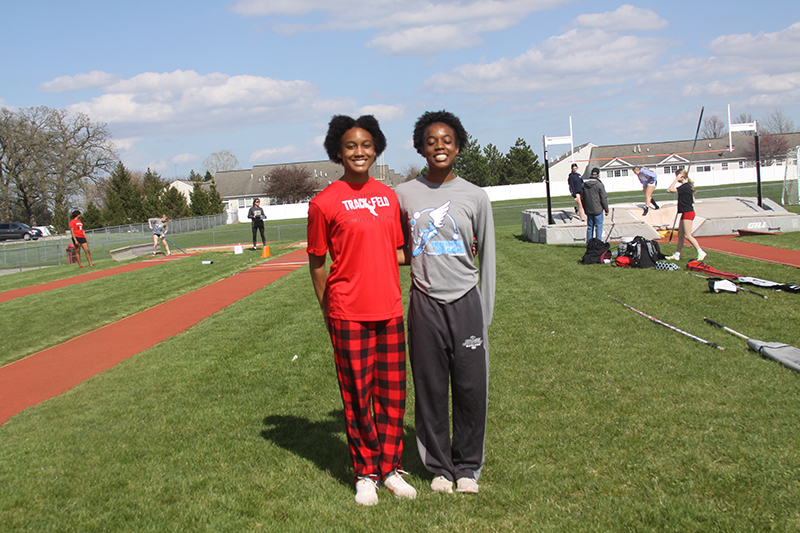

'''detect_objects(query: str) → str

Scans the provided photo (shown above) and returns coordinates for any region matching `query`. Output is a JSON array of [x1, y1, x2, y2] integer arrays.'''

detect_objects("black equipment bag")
[[581, 238, 611, 264]]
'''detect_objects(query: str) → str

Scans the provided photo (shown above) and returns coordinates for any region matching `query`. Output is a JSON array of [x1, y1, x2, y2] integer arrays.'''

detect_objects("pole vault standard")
[[609, 296, 724, 350], [728, 104, 761, 207], [543, 117, 574, 226]]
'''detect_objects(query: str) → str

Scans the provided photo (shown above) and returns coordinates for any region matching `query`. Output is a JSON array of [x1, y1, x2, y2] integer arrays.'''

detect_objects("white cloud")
[[423, 28, 669, 94], [654, 23, 800, 102], [39, 71, 120, 93], [112, 137, 143, 152], [172, 153, 199, 164], [573, 4, 667, 32], [249, 145, 299, 162], [356, 104, 406, 122], [231, 0, 572, 55], [66, 70, 352, 135]]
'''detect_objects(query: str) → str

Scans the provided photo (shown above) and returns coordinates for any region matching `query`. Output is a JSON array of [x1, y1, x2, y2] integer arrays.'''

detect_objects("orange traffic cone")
[[261, 245, 270, 258]]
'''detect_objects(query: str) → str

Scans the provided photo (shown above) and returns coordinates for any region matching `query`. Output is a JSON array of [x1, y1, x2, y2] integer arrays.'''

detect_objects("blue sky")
[[2, 1, 798, 180]]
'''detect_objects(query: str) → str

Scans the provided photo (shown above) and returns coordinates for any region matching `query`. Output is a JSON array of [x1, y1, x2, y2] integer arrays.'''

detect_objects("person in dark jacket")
[[247, 198, 267, 250], [581, 167, 608, 243], [567, 163, 584, 220]]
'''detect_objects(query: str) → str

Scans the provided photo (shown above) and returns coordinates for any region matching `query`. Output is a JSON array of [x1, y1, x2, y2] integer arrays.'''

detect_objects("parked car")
[[0, 222, 44, 241]]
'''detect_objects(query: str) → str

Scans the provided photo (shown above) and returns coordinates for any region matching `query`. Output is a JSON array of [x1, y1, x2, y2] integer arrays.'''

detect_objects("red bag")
[[615, 256, 632, 267]]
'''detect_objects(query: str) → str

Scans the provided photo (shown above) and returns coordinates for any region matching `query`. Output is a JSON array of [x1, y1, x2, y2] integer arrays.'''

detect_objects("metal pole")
[[543, 135, 554, 225], [754, 132, 763, 207]]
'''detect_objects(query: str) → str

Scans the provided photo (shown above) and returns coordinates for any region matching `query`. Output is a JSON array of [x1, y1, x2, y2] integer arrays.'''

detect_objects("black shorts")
[[74, 237, 87, 245]]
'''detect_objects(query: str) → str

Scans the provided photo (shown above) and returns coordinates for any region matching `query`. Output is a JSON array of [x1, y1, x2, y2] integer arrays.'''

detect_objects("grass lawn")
[[2, 201, 800, 531]]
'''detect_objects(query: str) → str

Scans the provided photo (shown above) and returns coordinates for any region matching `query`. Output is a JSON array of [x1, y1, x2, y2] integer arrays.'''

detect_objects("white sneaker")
[[355, 476, 379, 506], [456, 477, 479, 494], [430, 475, 453, 494], [697, 250, 706, 261], [383, 470, 417, 499], [666, 252, 680, 261]]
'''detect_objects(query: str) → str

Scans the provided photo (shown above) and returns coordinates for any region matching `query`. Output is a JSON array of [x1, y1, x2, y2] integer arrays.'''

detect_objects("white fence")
[[229, 165, 786, 222]]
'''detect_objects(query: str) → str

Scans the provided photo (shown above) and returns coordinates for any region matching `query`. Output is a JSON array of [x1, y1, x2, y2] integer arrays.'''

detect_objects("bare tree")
[[761, 107, 796, 134], [701, 115, 727, 139], [401, 163, 423, 182], [743, 134, 789, 165], [733, 112, 756, 136], [0, 106, 116, 229], [202, 150, 240, 175], [265, 165, 317, 204]]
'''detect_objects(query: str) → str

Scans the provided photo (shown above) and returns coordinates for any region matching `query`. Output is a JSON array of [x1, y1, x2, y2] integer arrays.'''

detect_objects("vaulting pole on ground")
[[609, 296, 724, 350], [162, 236, 187, 254]]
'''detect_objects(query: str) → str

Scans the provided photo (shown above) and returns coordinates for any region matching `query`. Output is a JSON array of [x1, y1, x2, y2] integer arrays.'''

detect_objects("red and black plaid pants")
[[328, 316, 407, 480]]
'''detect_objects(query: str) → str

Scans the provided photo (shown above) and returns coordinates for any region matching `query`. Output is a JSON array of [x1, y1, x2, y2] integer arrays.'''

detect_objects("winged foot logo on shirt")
[[410, 200, 466, 257]]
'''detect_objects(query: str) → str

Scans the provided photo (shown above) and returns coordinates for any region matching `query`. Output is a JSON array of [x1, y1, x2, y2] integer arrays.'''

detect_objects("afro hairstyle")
[[323, 115, 387, 164], [412, 110, 468, 156]]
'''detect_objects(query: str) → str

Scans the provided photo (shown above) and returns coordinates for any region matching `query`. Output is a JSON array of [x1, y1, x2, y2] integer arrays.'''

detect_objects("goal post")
[[783, 146, 800, 205]]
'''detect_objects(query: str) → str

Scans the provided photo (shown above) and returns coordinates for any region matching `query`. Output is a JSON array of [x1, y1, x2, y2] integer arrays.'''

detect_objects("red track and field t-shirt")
[[307, 177, 404, 322], [69, 218, 85, 239]]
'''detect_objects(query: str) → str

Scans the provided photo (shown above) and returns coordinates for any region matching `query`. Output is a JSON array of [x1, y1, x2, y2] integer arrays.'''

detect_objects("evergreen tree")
[[207, 180, 225, 214], [81, 201, 104, 230], [51, 192, 70, 234], [483, 143, 504, 187], [103, 162, 145, 226], [142, 168, 167, 217], [162, 186, 190, 219], [503, 138, 543, 184], [203, 170, 214, 182], [189, 180, 212, 216], [453, 133, 489, 186]]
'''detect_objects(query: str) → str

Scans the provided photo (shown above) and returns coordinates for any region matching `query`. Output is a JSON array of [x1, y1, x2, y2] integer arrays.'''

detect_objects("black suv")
[[0, 222, 43, 241]]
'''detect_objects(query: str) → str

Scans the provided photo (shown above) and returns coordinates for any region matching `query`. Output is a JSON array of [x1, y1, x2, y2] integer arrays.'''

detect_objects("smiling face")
[[338, 127, 376, 181], [423, 122, 460, 173]]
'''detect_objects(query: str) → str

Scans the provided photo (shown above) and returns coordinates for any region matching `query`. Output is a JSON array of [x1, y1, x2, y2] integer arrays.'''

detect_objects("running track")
[[0, 249, 309, 425]]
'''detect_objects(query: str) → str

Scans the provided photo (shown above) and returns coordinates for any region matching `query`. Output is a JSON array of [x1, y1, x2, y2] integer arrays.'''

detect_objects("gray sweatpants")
[[407, 285, 488, 482]]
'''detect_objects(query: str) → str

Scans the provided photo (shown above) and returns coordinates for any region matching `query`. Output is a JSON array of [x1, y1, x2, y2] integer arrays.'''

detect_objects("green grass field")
[[2, 196, 800, 532]]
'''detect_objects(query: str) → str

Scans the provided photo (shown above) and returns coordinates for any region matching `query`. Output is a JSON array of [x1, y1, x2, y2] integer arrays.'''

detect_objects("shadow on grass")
[[261, 409, 426, 485]]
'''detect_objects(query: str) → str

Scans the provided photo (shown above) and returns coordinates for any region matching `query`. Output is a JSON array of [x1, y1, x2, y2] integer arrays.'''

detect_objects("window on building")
[[721, 162, 728, 170], [696, 165, 711, 172], [238, 198, 247, 209], [606, 171, 613, 178], [739, 161, 745, 169]]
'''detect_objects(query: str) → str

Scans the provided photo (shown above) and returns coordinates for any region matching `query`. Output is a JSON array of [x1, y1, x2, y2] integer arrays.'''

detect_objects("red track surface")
[[694, 235, 800, 268], [0, 249, 309, 425]]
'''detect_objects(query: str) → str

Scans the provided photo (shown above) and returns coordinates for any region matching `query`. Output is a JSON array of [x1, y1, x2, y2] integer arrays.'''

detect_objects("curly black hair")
[[323, 115, 387, 164], [412, 110, 468, 156]]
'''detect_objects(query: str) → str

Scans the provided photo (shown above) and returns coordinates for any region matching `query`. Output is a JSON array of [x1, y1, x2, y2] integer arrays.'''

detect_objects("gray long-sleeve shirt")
[[396, 176, 496, 326]]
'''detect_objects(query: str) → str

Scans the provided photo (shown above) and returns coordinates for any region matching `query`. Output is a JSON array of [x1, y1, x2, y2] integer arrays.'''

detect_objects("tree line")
[[1, 106, 224, 232], [79, 165, 225, 231], [402, 134, 544, 186]]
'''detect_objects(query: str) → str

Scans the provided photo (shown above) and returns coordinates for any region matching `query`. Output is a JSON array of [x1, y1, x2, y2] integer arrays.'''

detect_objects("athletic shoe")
[[697, 250, 707, 261], [167, 252, 171, 256], [383, 470, 417, 499], [642, 207, 649, 216], [430, 475, 454, 494], [355, 476, 379, 506], [456, 477, 479, 494], [666, 253, 680, 260], [651, 199, 660, 210], [153, 251, 157, 255], [252, 246, 257, 251]]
